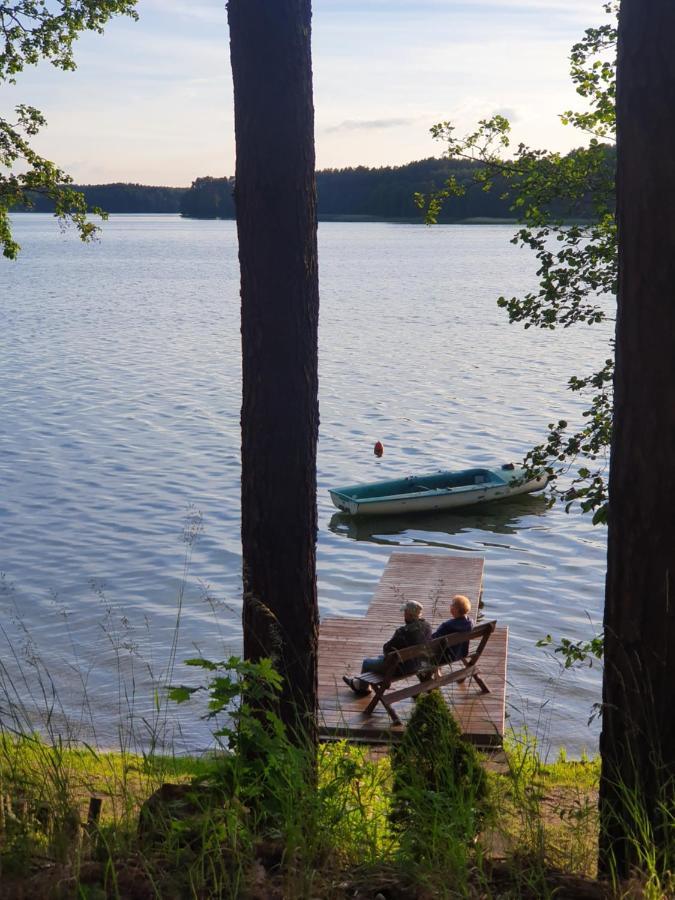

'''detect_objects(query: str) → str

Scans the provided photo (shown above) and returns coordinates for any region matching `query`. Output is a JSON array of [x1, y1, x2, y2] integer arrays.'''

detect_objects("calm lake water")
[[1, 214, 609, 756]]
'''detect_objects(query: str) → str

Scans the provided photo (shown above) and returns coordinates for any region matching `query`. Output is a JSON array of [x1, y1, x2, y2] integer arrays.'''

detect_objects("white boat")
[[328, 464, 547, 517]]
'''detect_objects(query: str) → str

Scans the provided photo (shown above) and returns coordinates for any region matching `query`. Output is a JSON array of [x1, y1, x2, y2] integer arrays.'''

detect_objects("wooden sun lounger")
[[357, 621, 496, 726]]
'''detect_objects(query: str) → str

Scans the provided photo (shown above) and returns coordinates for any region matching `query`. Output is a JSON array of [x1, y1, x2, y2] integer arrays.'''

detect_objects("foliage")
[[602, 760, 675, 898], [537, 632, 604, 669], [24, 181, 187, 213], [1, 1, 139, 258], [167, 657, 391, 896], [169, 653, 323, 863], [170, 656, 287, 807], [491, 731, 600, 884], [417, 1, 618, 524], [180, 175, 237, 218], [390, 690, 489, 876], [179, 157, 519, 221], [317, 741, 394, 864], [1, 714, 661, 897]]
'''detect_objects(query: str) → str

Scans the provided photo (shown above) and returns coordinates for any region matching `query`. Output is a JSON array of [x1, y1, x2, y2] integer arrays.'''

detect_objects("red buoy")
[[374, 441, 384, 458]]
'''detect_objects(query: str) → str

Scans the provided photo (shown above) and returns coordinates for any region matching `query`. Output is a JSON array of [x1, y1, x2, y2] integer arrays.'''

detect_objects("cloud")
[[324, 117, 415, 134], [142, 0, 226, 26], [494, 107, 519, 123], [319, 0, 601, 16], [10, 0, 605, 183]]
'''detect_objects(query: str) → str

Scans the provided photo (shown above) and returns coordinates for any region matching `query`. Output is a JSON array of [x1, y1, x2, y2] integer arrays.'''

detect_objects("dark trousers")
[[351, 655, 387, 694]]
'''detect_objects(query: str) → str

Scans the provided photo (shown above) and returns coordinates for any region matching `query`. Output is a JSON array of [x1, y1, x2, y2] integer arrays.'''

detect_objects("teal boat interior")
[[332, 467, 509, 502]]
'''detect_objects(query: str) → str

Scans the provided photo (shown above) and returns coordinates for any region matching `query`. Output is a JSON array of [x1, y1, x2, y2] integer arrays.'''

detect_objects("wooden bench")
[[357, 620, 497, 726]]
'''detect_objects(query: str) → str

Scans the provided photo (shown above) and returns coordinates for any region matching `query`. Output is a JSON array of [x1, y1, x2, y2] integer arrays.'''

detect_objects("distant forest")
[[22, 151, 612, 221], [26, 183, 186, 214], [180, 159, 514, 221]]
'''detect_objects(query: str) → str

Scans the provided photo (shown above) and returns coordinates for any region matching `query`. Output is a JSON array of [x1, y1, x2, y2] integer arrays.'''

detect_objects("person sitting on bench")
[[432, 594, 474, 662], [343, 599, 432, 695]]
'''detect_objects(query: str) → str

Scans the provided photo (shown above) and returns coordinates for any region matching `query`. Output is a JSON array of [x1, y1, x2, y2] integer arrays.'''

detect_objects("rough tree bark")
[[228, 0, 319, 742], [600, 0, 675, 877]]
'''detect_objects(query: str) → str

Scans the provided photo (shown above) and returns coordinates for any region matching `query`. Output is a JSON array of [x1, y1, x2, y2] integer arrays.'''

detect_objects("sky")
[[3, 0, 607, 187]]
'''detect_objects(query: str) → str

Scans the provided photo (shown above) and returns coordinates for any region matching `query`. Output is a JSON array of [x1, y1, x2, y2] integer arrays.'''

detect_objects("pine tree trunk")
[[600, 0, 675, 877], [228, 0, 319, 743]]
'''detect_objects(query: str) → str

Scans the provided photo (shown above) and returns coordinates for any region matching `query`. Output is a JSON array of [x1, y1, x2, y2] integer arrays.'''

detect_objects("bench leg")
[[381, 697, 402, 726], [364, 685, 402, 726], [457, 659, 471, 684], [472, 671, 490, 694], [364, 688, 383, 716], [458, 661, 490, 693]]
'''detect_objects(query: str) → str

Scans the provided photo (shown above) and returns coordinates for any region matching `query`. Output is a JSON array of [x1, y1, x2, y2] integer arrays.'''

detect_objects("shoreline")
[[12, 210, 597, 226]]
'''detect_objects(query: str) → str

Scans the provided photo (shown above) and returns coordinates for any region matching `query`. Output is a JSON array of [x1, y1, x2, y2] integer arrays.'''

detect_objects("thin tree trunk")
[[600, 0, 675, 877], [228, 0, 319, 743]]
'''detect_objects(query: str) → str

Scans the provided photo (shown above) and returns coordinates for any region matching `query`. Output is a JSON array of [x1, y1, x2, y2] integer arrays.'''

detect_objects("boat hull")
[[329, 466, 547, 517]]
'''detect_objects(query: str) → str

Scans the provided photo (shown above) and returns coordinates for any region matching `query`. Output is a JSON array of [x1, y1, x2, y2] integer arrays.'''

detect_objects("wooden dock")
[[318, 551, 507, 746]]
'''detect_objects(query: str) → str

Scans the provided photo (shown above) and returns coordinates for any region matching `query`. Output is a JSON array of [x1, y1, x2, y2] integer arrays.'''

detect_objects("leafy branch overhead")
[[0, 1, 138, 258], [417, 1, 618, 524]]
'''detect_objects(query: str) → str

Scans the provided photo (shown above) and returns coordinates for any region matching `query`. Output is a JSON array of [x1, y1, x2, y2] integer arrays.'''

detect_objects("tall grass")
[[601, 756, 675, 899], [0, 512, 214, 893], [0, 617, 607, 899], [1, 660, 665, 898]]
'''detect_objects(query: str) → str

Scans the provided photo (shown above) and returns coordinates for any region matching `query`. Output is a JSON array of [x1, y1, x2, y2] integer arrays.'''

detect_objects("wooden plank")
[[317, 550, 505, 746], [364, 551, 484, 624]]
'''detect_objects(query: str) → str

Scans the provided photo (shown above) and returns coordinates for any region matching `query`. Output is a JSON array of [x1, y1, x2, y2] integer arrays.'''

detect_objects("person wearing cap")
[[343, 599, 432, 695], [431, 594, 474, 662]]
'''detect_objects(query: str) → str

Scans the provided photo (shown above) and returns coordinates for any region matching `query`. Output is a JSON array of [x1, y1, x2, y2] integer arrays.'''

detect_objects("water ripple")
[[0, 215, 608, 756]]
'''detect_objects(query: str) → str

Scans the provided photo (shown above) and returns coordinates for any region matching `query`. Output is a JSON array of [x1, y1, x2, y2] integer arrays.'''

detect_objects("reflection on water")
[[329, 493, 549, 544]]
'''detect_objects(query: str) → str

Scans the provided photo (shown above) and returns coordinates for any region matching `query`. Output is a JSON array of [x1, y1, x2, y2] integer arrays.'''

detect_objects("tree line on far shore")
[[179, 151, 612, 221], [24, 182, 186, 214], [20, 149, 613, 221]]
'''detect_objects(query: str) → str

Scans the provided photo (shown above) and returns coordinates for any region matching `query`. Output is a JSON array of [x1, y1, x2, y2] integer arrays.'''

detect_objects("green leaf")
[[1, 2, 139, 257], [168, 685, 201, 704]]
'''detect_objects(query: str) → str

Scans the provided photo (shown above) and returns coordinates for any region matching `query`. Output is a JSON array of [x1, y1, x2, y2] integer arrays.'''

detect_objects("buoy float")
[[374, 441, 384, 458]]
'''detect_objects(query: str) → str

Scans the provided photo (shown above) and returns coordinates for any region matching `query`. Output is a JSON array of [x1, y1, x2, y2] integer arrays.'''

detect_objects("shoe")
[[342, 675, 370, 695]]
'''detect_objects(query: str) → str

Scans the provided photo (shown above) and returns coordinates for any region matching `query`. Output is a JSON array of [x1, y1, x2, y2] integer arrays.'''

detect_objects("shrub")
[[390, 690, 489, 869]]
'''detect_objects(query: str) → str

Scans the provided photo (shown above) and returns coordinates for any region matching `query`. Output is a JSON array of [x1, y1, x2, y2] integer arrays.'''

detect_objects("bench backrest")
[[381, 620, 496, 676]]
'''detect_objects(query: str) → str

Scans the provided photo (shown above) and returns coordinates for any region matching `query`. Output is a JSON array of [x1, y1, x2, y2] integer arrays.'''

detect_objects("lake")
[[0, 214, 609, 756]]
